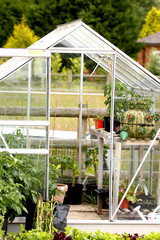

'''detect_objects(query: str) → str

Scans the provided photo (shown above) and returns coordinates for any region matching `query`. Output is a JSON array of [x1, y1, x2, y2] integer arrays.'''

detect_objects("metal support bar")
[[44, 57, 51, 201], [109, 53, 116, 221], [0, 133, 13, 158], [78, 53, 84, 183], [112, 128, 160, 220], [149, 148, 153, 194], [26, 61, 32, 148]]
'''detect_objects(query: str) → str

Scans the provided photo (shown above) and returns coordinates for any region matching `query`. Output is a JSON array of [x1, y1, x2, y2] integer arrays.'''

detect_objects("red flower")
[[128, 115, 131, 119], [115, 127, 118, 131], [148, 116, 151, 119]]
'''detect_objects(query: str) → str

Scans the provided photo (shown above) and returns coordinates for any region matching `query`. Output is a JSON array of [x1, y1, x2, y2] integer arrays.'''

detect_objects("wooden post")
[[138, 145, 144, 185], [113, 142, 121, 219], [77, 104, 88, 170], [97, 136, 104, 214], [68, 69, 72, 89]]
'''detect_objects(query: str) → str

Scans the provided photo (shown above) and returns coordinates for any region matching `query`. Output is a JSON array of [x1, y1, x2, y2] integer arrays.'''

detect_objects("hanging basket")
[[121, 110, 155, 138]]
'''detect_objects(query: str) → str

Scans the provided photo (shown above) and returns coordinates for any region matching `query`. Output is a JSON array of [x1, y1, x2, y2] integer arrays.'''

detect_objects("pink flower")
[[120, 187, 124, 192]]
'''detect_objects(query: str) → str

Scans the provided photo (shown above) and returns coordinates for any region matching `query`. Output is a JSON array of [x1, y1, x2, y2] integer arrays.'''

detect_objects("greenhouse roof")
[[0, 19, 160, 93]]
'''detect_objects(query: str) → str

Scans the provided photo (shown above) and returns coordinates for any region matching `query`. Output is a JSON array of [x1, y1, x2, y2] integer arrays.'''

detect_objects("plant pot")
[[64, 184, 83, 205], [86, 184, 97, 198], [104, 117, 120, 132], [25, 198, 36, 230], [53, 183, 68, 203], [95, 118, 103, 129], [2, 212, 8, 235], [119, 199, 129, 209]]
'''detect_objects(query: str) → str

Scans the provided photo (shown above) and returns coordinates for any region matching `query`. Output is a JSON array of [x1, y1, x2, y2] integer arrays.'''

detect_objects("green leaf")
[[85, 166, 95, 176]]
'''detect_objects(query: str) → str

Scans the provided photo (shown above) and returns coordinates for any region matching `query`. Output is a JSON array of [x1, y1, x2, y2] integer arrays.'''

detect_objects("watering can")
[[120, 131, 128, 141]]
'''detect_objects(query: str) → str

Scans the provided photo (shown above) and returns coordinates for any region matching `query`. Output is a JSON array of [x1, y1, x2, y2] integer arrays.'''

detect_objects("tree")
[[0, 0, 23, 47], [139, 7, 160, 38], [146, 49, 160, 75], [24, 0, 160, 58], [3, 15, 39, 48], [0, 0, 159, 57]]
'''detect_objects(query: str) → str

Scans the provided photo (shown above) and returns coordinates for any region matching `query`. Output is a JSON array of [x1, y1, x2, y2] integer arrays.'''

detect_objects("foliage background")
[[0, 0, 160, 58]]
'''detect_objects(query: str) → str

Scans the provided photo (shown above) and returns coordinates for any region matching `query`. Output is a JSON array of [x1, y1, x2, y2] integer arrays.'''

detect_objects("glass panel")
[[0, 57, 47, 121], [0, 126, 47, 150]]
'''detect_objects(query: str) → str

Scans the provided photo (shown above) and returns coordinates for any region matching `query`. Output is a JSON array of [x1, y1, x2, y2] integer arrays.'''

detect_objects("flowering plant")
[[145, 114, 154, 122], [119, 178, 137, 203], [115, 125, 129, 133], [128, 96, 153, 111], [127, 113, 135, 122]]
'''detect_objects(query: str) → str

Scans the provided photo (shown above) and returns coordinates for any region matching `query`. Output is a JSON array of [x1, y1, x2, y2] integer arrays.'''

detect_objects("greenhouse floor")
[[67, 202, 160, 235], [67, 202, 108, 220]]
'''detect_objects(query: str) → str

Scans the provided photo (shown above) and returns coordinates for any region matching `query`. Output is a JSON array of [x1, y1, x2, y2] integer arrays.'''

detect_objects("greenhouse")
[[0, 19, 160, 233]]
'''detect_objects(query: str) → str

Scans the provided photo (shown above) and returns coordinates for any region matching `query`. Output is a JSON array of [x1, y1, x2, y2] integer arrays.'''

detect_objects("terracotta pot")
[[95, 118, 103, 129], [54, 183, 68, 203], [119, 199, 129, 209]]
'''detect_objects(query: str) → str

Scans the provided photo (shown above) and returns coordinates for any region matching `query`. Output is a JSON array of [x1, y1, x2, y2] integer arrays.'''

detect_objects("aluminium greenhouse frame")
[[0, 46, 160, 222], [0, 47, 117, 219], [0, 48, 51, 201], [0, 19, 160, 224]]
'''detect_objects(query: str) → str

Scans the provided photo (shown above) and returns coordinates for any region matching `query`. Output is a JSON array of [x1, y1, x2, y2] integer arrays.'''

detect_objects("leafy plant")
[[104, 82, 153, 121], [149, 128, 157, 139], [48, 163, 61, 198], [137, 126, 148, 137], [96, 115, 104, 120], [1, 129, 25, 148], [0, 179, 27, 221], [0, 210, 5, 238], [50, 156, 81, 187], [119, 178, 137, 204], [153, 112, 160, 123], [85, 145, 109, 185], [0, 151, 41, 221], [83, 192, 97, 208], [104, 82, 134, 121], [33, 193, 54, 233]]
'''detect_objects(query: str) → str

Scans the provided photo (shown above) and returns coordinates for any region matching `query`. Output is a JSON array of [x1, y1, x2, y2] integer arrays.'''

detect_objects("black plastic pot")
[[64, 184, 83, 204], [104, 116, 120, 132], [2, 212, 8, 235], [25, 198, 36, 230], [86, 184, 97, 198]]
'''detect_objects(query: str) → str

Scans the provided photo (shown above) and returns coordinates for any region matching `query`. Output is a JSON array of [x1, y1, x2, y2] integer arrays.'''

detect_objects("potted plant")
[[85, 145, 109, 200], [94, 116, 104, 129], [104, 82, 158, 139], [119, 178, 137, 209], [0, 151, 41, 233], [104, 82, 134, 123], [50, 156, 82, 204]]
